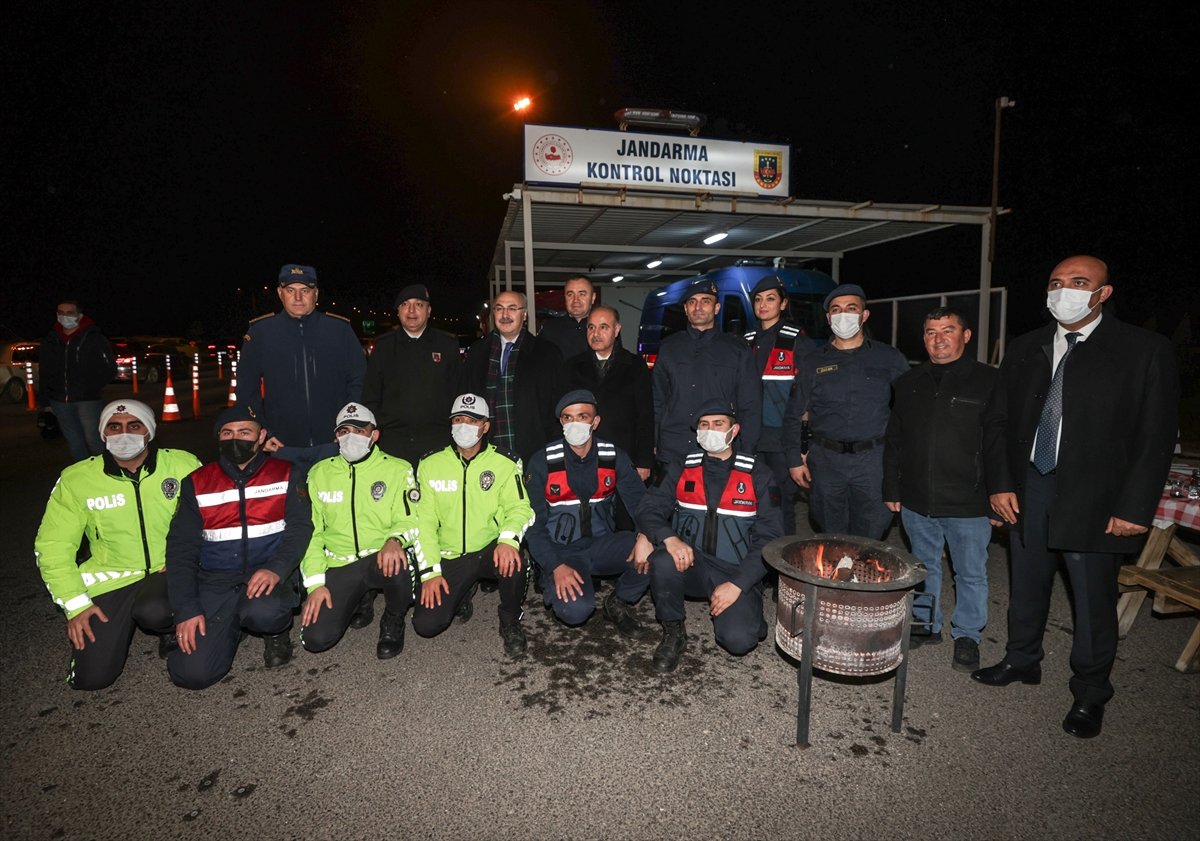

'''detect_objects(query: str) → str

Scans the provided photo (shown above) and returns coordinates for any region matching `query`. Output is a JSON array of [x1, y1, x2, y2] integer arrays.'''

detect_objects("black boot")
[[602, 590, 647, 641], [456, 582, 478, 624], [263, 631, 293, 669], [499, 619, 527, 656], [158, 631, 179, 659], [653, 620, 688, 673], [348, 590, 376, 630], [377, 610, 406, 660], [479, 578, 499, 594]]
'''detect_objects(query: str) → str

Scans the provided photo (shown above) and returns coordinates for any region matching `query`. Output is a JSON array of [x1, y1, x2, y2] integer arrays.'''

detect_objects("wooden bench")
[[1118, 564, 1200, 673]]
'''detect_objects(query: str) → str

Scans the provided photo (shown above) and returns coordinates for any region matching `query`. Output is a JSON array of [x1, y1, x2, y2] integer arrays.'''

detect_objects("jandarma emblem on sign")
[[532, 134, 573, 176], [480, 471, 495, 491], [754, 150, 781, 189], [371, 481, 386, 501]]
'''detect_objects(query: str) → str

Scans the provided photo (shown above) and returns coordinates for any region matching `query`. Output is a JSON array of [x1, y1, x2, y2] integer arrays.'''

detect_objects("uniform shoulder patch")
[[325, 311, 352, 323], [248, 312, 275, 324]]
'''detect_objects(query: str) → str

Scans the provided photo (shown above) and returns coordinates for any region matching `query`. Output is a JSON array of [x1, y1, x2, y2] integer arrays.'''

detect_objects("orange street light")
[[513, 97, 531, 111]]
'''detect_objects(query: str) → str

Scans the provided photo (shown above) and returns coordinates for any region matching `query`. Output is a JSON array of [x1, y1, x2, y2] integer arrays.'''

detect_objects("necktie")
[[1032, 332, 1081, 475], [596, 356, 608, 378], [501, 340, 512, 375]]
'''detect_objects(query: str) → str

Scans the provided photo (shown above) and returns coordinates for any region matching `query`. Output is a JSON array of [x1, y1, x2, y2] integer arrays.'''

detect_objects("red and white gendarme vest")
[[747, 323, 803, 427], [672, 451, 758, 563], [543, 439, 618, 544], [190, 456, 292, 573]]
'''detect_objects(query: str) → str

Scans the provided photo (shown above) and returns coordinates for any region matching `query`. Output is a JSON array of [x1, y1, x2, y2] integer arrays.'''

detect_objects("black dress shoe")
[[971, 660, 1041, 686], [1062, 700, 1104, 739]]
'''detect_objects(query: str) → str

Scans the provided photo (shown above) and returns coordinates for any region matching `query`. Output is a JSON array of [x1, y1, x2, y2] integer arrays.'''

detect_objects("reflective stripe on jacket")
[[190, 457, 291, 573], [671, 451, 759, 563], [542, 439, 618, 544]]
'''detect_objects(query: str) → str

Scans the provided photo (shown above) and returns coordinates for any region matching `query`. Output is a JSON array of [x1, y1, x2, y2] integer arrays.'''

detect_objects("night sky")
[[5, 1, 1196, 342]]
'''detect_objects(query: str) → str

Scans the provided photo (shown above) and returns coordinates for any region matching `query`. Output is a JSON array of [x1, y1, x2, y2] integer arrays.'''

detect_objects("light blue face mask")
[[58, 315, 80, 330]]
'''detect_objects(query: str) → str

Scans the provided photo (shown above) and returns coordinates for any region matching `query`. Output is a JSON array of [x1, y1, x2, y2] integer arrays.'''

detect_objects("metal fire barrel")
[[763, 535, 927, 676]]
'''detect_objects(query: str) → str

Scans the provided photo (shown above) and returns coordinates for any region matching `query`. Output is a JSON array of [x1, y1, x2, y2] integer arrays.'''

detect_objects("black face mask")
[[219, 438, 259, 465]]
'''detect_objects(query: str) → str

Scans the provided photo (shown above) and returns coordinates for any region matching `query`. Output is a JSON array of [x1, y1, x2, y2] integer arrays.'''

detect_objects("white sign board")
[[523, 124, 790, 197]]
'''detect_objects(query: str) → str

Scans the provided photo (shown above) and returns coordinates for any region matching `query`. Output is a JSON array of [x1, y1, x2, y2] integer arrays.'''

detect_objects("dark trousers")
[[807, 445, 893, 539], [648, 548, 766, 656], [1005, 467, 1124, 705], [760, 450, 798, 536], [301, 553, 415, 652], [167, 573, 299, 690], [412, 541, 526, 636], [538, 532, 648, 625], [69, 572, 173, 691]]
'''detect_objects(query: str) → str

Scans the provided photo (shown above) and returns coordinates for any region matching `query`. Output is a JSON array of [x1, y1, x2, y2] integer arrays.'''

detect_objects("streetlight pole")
[[979, 95, 1015, 363]]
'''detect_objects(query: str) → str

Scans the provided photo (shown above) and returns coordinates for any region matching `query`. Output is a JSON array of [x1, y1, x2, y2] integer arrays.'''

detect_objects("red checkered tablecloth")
[[1155, 471, 1200, 531]]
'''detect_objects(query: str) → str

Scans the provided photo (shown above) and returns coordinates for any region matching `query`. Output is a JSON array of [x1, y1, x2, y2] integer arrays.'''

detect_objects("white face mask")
[[339, 432, 372, 463], [451, 422, 483, 449], [829, 312, 861, 340], [562, 421, 594, 447], [58, 315, 80, 330], [1046, 287, 1101, 325], [106, 433, 147, 460], [696, 428, 732, 455]]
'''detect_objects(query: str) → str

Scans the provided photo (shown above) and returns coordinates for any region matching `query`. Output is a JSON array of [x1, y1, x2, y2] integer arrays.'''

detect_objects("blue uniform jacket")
[[238, 309, 366, 448], [652, 326, 761, 466], [525, 437, 646, 572], [783, 338, 909, 468], [745, 321, 816, 453]]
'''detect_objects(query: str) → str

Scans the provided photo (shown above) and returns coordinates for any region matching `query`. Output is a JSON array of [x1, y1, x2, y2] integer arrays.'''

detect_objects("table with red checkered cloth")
[[1154, 471, 1200, 531]]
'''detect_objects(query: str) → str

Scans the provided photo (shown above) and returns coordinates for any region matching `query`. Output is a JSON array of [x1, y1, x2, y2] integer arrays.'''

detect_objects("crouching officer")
[[166, 405, 313, 689], [34, 400, 200, 689], [636, 400, 783, 672], [413, 394, 535, 656], [300, 403, 424, 660], [526, 389, 651, 638]]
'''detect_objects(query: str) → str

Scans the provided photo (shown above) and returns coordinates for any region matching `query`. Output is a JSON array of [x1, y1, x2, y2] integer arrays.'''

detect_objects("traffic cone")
[[227, 360, 238, 407], [161, 370, 182, 422]]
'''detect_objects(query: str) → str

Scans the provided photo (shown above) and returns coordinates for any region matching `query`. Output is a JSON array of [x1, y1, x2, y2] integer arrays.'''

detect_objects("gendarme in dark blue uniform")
[[782, 284, 908, 539]]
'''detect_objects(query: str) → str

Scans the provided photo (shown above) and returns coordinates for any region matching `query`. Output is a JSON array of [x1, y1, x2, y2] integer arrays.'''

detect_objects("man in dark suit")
[[975, 255, 1179, 739], [460, 290, 562, 465]]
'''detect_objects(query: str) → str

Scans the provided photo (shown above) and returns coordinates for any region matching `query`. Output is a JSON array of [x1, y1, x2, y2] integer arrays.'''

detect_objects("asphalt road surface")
[[2, 380, 1198, 840]]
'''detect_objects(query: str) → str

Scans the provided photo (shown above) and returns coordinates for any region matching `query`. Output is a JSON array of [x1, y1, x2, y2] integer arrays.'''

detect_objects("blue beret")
[[750, 275, 786, 296], [279, 264, 318, 288], [695, 398, 737, 422], [823, 283, 867, 312], [684, 278, 719, 301], [556, 389, 598, 417], [214, 404, 262, 437]]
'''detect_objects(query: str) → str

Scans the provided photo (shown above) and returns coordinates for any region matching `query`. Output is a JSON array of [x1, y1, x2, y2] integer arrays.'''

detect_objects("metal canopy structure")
[[489, 183, 1009, 362]]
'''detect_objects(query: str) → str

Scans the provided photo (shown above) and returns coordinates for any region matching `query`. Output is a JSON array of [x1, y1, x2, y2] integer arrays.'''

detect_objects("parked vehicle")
[[0, 340, 39, 403], [114, 342, 194, 384], [636, 265, 837, 366]]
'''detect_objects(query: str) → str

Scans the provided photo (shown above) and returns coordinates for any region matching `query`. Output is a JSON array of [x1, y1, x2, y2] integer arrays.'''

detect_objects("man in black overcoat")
[[976, 255, 1179, 739]]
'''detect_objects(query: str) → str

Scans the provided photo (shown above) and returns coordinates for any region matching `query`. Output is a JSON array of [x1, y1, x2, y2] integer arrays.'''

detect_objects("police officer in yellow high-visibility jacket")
[[34, 400, 200, 690]]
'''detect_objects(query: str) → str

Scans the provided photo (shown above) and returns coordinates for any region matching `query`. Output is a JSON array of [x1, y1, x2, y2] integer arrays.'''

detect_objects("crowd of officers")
[[34, 257, 1179, 739]]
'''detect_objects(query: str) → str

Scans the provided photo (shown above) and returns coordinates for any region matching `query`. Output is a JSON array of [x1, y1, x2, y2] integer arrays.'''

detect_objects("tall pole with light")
[[977, 95, 1015, 363]]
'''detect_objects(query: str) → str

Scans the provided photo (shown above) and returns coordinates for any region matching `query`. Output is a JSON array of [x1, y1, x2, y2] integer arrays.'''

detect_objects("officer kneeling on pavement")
[[299, 403, 424, 660], [34, 400, 201, 690], [413, 394, 535, 656], [526, 389, 651, 639], [635, 400, 783, 672], [165, 405, 313, 689]]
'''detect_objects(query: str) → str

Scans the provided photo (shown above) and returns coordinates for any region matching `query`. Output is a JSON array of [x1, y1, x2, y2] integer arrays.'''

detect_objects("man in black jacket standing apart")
[[362, 283, 461, 466], [883, 307, 999, 673], [237, 265, 367, 481], [40, 299, 117, 463], [461, 290, 562, 465], [975, 255, 1179, 739], [652, 278, 761, 471]]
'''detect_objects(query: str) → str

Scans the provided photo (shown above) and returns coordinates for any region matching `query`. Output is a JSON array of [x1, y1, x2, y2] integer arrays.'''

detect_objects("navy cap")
[[823, 283, 867, 312], [395, 284, 430, 307], [279, 264, 318, 288], [555, 389, 598, 417], [684, 278, 719, 302], [214, 404, 262, 437], [695, 398, 737, 422], [750, 275, 786, 297]]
